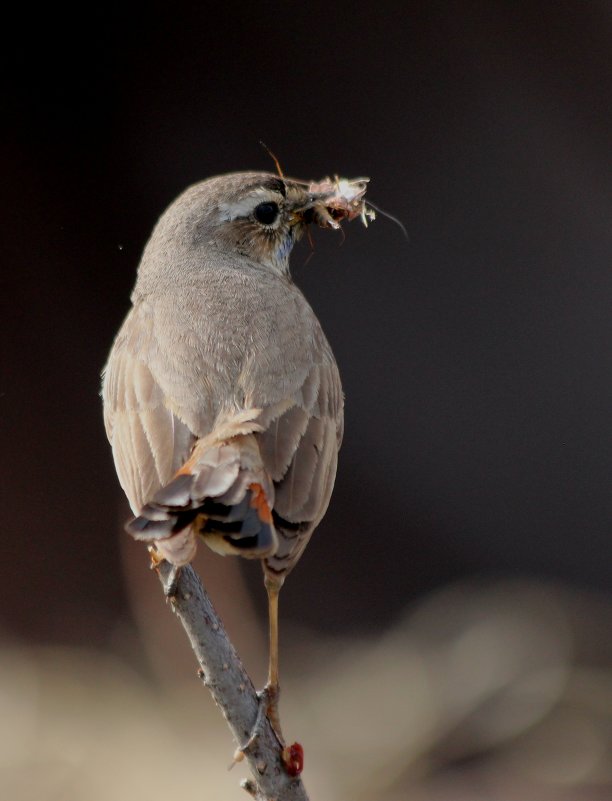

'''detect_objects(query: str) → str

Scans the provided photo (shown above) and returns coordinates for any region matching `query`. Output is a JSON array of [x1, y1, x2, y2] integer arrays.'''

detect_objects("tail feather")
[[125, 434, 277, 561]]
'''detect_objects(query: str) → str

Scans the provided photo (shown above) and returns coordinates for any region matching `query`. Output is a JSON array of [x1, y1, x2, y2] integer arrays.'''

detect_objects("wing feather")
[[102, 308, 194, 513], [258, 358, 343, 539], [258, 404, 310, 482], [274, 416, 326, 520]]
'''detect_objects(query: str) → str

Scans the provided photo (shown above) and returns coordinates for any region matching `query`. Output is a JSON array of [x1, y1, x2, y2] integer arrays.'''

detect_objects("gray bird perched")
[[102, 170, 372, 740]]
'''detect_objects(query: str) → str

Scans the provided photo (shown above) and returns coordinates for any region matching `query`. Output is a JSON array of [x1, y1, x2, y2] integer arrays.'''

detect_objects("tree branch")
[[156, 560, 310, 801]]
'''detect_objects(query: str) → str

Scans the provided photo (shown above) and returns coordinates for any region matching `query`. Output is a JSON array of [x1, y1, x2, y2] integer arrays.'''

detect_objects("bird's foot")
[[264, 683, 304, 776], [147, 544, 163, 568], [261, 682, 284, 743], [231, 684, 304, 777]]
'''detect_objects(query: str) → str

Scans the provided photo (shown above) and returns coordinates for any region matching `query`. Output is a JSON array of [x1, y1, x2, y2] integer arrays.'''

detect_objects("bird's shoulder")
[[105, 271, 342, 440]]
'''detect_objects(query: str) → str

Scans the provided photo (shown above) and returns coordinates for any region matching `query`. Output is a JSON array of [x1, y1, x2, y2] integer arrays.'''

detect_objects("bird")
[[101, 170, 371, 742]]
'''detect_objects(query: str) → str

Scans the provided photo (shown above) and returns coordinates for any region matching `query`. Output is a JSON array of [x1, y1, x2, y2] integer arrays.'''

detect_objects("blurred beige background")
[[3, 576, 612, 800]]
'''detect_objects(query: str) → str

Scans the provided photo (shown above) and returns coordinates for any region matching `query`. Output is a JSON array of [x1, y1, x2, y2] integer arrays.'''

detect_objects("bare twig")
[[156, 560, 310, 801]]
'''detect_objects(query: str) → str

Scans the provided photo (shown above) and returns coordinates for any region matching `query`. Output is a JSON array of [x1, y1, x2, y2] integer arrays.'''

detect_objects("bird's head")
[[136, 171, 373, 286]]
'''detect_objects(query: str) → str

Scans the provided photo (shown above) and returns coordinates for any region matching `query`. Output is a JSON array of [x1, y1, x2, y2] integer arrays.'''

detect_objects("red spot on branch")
[[281, 742, 304, 777]]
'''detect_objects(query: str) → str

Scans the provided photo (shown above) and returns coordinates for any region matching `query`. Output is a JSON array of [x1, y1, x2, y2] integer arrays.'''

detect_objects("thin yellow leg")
[[267, 581, 279, 688], [265, 576, 284, 741]]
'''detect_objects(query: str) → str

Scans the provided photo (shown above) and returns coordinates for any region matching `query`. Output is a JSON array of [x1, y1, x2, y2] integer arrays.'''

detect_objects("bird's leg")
[[233, 573, 284, 764], [263, 577, 305, 777], [263, 574, 284, 741]]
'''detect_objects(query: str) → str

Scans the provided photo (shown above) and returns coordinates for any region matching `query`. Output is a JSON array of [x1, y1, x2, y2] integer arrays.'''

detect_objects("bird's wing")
[[102, 305, 194, 513], [256, 353, 344, 574]]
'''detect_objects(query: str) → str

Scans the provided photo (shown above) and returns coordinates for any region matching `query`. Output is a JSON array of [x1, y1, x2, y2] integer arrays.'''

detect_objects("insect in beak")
[[292, 176, 376, 231]]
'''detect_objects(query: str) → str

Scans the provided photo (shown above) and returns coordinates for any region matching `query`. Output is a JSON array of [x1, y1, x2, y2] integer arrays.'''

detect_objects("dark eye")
[[254, 201, 280, 226]]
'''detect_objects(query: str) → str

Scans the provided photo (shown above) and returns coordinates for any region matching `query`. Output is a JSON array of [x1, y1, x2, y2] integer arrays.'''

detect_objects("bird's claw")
[[231, 685, 303, 777], [259, 682, 283, 743]]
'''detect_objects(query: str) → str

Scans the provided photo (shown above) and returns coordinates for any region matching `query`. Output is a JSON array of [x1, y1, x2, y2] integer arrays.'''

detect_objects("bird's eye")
[[254, 201, 280, 226]]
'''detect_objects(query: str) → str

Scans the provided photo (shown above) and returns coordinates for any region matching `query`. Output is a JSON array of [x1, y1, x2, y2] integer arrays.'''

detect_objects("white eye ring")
[[218, 190, 284, 224]]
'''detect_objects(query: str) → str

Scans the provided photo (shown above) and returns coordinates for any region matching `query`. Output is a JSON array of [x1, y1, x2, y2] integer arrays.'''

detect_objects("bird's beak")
[[288, 209, 306, 227]]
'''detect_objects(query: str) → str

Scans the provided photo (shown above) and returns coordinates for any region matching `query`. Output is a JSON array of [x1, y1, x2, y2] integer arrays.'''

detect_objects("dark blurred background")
[[3, 3, 612, 798], [4, 0, 611, 641]]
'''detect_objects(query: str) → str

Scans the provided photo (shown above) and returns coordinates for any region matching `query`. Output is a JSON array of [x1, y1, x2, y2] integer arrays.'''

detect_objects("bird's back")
[[104, 256, 343, 578]]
